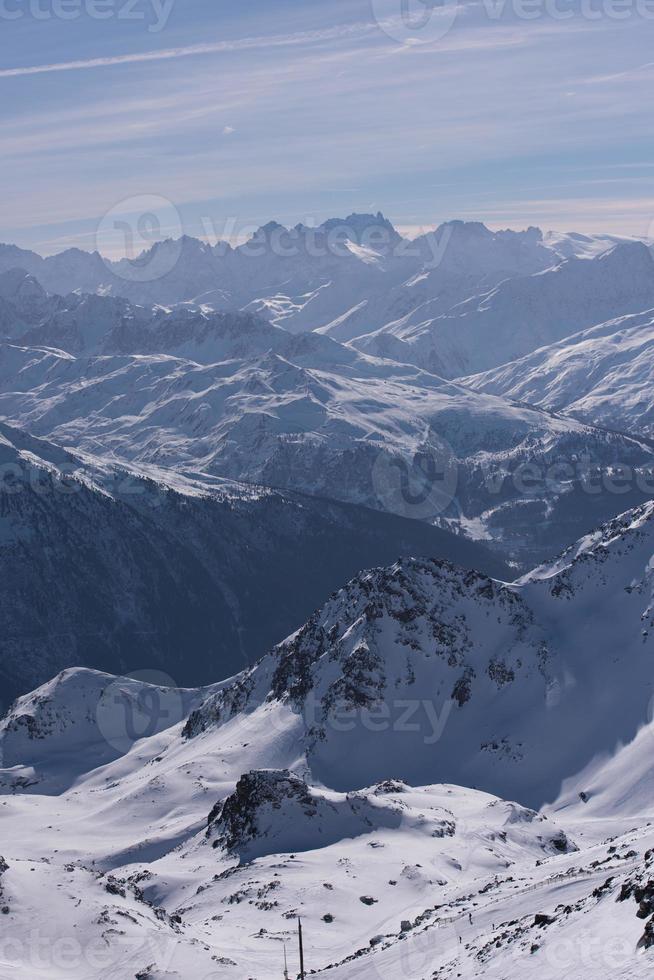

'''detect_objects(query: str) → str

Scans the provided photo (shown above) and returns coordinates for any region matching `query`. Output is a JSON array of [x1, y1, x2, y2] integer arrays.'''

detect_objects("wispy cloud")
[[0, 11, 557, 81], [582, 61, 654, 85], [2, 6, 652, 245], [0, 22, 378, 79]]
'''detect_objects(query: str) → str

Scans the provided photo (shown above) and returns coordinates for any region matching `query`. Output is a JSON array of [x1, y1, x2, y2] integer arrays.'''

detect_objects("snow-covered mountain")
[[2, 501, 654, 977], [0, 242, 110, 297], [2, 333, 653, 567], [465, 308, 654, 439], [4, 216, 652, 361], [0, 420, 512, 711], [354, 242, 654, 378], [0, 684, 597, 980], [0, 214, 416, 324], [0, 217, 592, 340], [6, 212, 654, 977], [0, 271, 276, 358], [184, 499, 654, 808], [315, 220, 558, 343], [543, 228, 650, 259]]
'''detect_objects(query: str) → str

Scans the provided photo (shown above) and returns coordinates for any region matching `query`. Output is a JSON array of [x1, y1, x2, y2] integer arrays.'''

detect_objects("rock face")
[[186, 501, 654, 808], [0, 855, 9, 915], [617, 850, 654, 950], [0, 268, 55, 337], [206, 770, 405, 862]]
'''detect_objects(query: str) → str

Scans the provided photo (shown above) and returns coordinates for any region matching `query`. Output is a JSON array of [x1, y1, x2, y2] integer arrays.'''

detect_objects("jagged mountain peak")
[[434, 219, 495, 239], [595, 237, 654, 269], [523, 498, 654, 585], [185, 499, 654, 808], [0, 266, 46, 300], [318, 211, 401, 243]]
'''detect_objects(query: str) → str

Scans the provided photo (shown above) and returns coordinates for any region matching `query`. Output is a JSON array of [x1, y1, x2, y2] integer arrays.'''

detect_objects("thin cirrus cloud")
[[0, 14, 573, 81], [1, 5, 653, 246], [582, 61, 654, 85], [0, 22, 381, 79]]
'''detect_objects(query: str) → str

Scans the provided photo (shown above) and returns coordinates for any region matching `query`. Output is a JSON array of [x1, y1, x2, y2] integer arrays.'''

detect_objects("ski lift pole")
[[298, 917, 306, 980]]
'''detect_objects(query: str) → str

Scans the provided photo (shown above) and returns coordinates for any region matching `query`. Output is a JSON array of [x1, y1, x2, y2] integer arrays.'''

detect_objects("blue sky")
[[1, 0, 654, 254]]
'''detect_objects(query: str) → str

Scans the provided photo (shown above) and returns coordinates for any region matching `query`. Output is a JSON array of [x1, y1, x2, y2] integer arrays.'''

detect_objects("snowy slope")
[[354, 242, 654, 378], [3, 503, 654, 976], [0, 739, 591, 980], [465, 308, 654, 439], [2, 769, 651, 979], [184, 500, 654, 809], [551, 717, 654, 827], [324, 831, 654, 979], [2, 337, 653, 568], [316, 221, 558, 343], [544, 228, 652, 259]]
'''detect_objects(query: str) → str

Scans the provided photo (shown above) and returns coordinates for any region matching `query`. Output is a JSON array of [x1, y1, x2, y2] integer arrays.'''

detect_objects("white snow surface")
[[3, 504, 654, 977], [464, 308, 654, 438], [353, 242, 654, 378], [1, 330, 652, 570]]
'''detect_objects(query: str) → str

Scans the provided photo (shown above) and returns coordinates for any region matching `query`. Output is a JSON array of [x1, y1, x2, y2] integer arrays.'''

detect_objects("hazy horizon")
[[2, 0, 653, 255]]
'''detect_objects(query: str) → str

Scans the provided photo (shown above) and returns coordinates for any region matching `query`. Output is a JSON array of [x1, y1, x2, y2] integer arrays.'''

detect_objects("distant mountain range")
[[1, 215, 648, 342], [1, 277, 653, 569]]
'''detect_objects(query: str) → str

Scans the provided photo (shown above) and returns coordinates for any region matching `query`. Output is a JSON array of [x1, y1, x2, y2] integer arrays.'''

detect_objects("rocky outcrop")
[[207, 770, 403, 863]]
